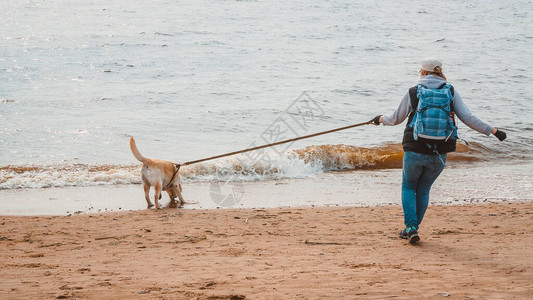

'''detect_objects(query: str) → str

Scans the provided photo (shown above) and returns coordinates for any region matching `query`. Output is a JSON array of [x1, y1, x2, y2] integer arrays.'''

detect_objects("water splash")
[[0, 142, 496, 189]]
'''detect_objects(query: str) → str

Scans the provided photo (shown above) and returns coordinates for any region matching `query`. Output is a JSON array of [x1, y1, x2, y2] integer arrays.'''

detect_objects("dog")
[[129, 137, 185, 209]]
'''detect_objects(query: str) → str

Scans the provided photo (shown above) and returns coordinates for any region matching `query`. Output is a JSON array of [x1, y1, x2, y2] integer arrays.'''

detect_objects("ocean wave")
[[0, 142, 493, 189], [0, 165, 141, 190]]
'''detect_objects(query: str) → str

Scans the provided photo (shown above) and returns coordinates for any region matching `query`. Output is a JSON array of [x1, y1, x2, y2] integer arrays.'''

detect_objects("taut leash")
[[176, 119, 374, 167]]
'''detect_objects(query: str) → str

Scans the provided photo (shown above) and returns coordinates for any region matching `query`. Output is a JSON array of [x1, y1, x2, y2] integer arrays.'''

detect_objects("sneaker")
[[398, 226, 420, 244], [408, 228, 420, 244], [398, 229, 409, 239]]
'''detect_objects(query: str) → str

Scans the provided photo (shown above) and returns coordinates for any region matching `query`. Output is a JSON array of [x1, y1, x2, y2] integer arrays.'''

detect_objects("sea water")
[[1, 1, 532, 193]]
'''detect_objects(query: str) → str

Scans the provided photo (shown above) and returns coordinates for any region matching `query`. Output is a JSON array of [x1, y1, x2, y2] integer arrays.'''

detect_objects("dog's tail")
[[129, 137, 148, 163]]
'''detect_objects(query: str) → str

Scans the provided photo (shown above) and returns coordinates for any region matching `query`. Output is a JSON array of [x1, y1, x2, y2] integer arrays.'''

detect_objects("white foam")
[[0, 142, 516, 190], [180, 151, 324, 183], [0, 151, 324, 189], [0, 165, 141, 190]]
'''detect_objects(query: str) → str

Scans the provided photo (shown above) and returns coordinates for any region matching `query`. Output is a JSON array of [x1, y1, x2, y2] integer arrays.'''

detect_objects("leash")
[[164, 163, 181, 190], [176, 119, 374, 167]]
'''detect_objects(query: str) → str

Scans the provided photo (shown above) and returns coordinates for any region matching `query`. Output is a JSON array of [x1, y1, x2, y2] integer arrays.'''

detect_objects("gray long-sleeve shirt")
[[381, 75, 493, 136]]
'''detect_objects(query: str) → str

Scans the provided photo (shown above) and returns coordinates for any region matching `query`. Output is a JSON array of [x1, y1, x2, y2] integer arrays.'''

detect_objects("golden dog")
[[129, 137, 184, 209]]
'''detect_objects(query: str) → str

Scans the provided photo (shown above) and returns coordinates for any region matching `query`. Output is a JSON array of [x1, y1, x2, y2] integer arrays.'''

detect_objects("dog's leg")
[[176, 184, 185, 206], [143, 183, 154, 208], [154, 183, 162, 209]]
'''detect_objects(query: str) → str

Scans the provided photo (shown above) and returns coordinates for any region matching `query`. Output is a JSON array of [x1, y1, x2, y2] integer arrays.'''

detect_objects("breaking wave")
[[0, 142, 496, 189]]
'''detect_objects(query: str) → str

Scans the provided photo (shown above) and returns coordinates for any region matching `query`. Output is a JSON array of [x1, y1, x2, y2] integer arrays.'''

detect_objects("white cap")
[[420, 58, 442, 72]]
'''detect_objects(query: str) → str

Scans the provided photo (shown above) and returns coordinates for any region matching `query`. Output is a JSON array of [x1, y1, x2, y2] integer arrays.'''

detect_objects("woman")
[[372, 58, 507, 244]]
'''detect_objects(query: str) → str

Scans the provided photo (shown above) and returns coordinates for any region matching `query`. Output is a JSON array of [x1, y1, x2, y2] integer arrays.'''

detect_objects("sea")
[[1, 0, 532, 214]]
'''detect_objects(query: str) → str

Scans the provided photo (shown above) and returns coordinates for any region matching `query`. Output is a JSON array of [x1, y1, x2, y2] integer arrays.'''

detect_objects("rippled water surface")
[[1, 0, 532, 188]]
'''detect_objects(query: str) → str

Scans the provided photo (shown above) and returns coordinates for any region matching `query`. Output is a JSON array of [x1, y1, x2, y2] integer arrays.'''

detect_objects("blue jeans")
[[401, 151, 446, 229]]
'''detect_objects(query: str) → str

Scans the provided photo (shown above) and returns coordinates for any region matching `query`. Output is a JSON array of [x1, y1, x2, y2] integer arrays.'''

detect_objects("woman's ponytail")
[[430, 66, 447, 81]]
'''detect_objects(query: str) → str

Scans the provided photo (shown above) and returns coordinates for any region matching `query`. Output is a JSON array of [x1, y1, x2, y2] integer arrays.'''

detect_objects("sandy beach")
[[1, 201, 531, 299]]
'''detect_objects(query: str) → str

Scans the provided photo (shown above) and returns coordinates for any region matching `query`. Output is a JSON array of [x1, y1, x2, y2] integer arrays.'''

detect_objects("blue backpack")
[[410, 83, 457, 144]]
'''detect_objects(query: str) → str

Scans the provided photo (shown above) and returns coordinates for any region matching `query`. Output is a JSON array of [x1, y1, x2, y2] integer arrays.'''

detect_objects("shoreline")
[[1, 202, 532, 299], [1, 162, 532, 216]]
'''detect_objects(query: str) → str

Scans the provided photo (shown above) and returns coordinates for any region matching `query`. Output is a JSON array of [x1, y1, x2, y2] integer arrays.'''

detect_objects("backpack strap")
[[437, 82, 455, 98], [409, 86, 418, 107], [449, 85, 455, 119], [407, 86, 419, 127]]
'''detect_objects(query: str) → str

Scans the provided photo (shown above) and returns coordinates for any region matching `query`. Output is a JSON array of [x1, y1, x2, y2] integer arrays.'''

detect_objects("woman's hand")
[[372, 115, 382, 125], [492, 128, 507, 141]]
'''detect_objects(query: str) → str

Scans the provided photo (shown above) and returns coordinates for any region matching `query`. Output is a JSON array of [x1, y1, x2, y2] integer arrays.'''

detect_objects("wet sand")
[[2, 162, 532, 216], [1, 202, 532, 299]]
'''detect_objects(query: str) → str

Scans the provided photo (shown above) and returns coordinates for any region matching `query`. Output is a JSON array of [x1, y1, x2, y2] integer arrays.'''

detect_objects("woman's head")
[[420, 58, 447, 81]]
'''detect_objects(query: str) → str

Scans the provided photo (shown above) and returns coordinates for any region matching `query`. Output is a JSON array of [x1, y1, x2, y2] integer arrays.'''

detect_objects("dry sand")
[[1, 202, 532, 299]]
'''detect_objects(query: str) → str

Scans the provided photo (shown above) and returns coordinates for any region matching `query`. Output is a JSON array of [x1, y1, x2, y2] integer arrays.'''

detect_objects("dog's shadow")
[[166, 200, 183, 209], [164, 200, 199, 209]]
